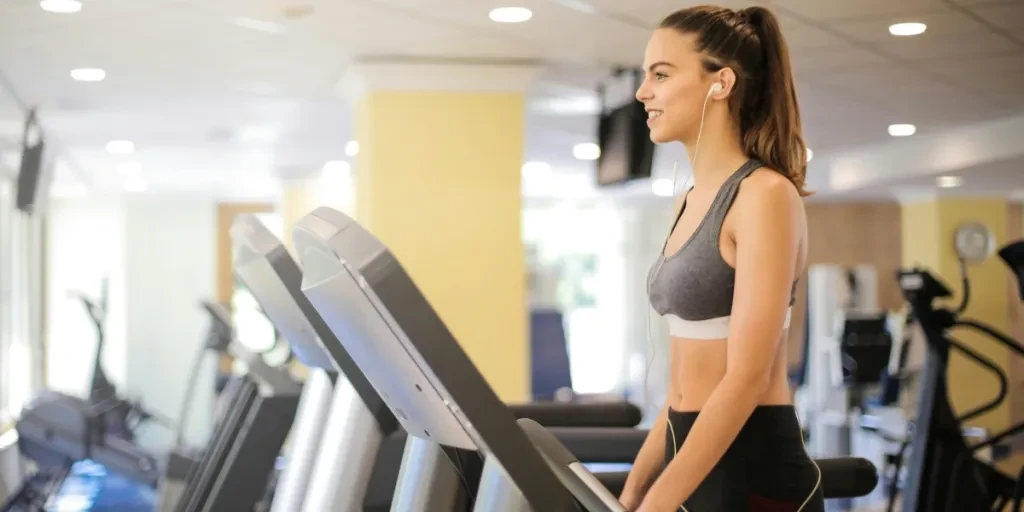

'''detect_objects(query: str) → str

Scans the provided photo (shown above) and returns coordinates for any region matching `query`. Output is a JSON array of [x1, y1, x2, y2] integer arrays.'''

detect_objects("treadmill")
[[231, 214, 397, 512], [292, 206, 882, 510], [230, 214, 651, 511], [167, 302, 302, 512]]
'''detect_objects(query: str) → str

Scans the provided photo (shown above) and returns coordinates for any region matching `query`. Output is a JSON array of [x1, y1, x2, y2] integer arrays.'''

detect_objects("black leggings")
[[665, 405, 825, 511]]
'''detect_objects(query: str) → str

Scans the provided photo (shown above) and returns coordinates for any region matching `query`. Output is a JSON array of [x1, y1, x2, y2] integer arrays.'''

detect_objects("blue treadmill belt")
[[46, 460, 156, 512]]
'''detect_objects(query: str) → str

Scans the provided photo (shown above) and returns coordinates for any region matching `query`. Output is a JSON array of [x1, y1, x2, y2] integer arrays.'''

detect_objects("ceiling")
[[0, 0, 1022, 202]]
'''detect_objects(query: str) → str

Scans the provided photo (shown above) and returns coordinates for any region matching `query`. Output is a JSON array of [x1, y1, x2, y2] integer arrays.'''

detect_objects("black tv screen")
[[15, 108, 50, 214], [596, 100, 655, 187]]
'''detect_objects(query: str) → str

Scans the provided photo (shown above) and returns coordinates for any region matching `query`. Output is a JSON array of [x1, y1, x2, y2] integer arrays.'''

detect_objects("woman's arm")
[[621, 186, 690, 509], [619, 402, 670, 509], [637, 174, 805, 511]]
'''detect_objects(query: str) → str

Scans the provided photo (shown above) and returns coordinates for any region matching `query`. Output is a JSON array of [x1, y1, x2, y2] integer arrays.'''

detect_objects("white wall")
[[46, 198, 127, 398], [121, 199, 217, 451], [46, 197, 217, 453]]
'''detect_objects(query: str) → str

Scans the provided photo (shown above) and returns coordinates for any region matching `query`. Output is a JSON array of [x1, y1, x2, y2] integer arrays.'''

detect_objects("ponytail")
[[740, 7, 811, 196]]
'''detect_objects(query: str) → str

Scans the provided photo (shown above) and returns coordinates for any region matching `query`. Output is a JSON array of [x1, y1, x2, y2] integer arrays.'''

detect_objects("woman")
[[621, 5, 823, 512]]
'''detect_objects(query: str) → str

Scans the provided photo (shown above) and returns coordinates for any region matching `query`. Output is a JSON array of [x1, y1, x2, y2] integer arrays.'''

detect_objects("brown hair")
[[660, 5, 811, 196]]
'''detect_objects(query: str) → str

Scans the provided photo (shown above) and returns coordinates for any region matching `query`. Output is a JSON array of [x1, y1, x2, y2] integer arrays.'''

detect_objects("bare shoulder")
[[734, 167, 805, 219]]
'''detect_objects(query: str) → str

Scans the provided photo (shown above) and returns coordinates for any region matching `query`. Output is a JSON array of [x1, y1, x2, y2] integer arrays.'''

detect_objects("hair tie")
[[734, 8, 750, 25]]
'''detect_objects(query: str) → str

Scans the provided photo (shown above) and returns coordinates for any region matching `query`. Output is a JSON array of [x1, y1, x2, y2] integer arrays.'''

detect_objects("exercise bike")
[[893, 239, 1024, 511]]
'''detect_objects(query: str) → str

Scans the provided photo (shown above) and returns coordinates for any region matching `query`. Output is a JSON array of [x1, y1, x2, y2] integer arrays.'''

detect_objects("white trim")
[[665, 307, 792, 339]]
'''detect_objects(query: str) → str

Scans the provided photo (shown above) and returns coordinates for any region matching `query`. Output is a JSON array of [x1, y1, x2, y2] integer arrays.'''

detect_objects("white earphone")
[[672, 81, 725, 196]]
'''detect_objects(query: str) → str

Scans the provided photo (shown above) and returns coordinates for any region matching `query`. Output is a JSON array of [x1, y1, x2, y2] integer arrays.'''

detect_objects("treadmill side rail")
[[270, 369, 334, 512], [390, 436, 467, 512]]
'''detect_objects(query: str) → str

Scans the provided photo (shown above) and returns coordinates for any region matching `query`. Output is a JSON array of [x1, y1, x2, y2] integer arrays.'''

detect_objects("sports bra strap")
[[664, 159, 763, 245], [703, 159, 763, 240]]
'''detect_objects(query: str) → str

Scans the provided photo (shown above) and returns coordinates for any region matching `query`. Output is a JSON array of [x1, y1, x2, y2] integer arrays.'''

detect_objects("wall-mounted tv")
[[595, 97, 655, 187], [15, 107, 53, 215]]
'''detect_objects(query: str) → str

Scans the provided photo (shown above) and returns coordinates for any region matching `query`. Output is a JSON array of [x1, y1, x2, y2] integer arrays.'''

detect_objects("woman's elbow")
[[724, 362, 773, 395]]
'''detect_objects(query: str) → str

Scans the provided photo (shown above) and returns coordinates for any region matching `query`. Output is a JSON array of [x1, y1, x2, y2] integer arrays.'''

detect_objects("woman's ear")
[[713, 67, 738, 99]]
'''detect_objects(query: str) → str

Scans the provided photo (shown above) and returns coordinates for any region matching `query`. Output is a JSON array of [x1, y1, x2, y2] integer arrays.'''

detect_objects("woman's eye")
[[654, 72, 668, 80]]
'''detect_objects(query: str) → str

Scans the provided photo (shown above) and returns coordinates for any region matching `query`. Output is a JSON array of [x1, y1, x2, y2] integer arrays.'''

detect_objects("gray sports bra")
[[646, 159, 799, 339]]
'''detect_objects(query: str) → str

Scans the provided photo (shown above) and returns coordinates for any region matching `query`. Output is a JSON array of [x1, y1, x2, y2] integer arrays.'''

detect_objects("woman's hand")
[[619, 490, 643, 511], [634, 493, 680, 512]]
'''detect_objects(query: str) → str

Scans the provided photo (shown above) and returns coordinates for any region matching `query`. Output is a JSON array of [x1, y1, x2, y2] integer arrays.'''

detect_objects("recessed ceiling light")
[[489, 7, 533, 23], [70, 68, 105, 82], [573, 142, 601, 161], [888, 123, 916, 137], [889, 22, 927, 37], [345, 140, 359, 157], [936, 175, 962, 188], [232, 17, 288, 34], [806, 148, 814, 162], [652, 178, 674, 197], [106, 140, 134, 154], [40, 0, 81, 13]]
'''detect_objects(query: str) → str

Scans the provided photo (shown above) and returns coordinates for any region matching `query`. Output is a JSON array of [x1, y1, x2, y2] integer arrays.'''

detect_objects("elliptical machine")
[[895, 239, 1024, 511], [72, 280, 166, 443], [2, 281, 165, 511]]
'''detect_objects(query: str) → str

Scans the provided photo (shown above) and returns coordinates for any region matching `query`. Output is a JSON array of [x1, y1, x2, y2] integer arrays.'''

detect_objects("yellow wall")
[[900, 200, 941, 272], [353, 90, 529, 402]]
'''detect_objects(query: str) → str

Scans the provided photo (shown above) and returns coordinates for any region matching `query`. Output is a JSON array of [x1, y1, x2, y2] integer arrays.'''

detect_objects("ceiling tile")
[[874, 30, 1020, 59], [915, 51, 1024, 78], [773, 15, 851, 49], [948, 0, 1024, 5], [917, 54, 1024, 96], [768, 0, 942, 22], [827, 8, 989, 43], [807, 63, 923, 90], [791, 45, 890, 72], [802, 115, 891, 151], [590, 0, 757, 17], [967, 2, 1024, 31]]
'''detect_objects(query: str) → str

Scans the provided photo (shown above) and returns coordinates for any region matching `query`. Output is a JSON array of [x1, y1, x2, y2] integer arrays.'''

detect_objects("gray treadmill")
[[235, 213, 665, 511], [292, 207, 882, 510], [170, 302, 303, 512], [231, 214, 400, 512]]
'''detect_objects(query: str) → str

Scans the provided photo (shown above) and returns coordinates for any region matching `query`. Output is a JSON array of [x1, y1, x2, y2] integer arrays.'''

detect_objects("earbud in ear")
[[709, 82, 723, 94]]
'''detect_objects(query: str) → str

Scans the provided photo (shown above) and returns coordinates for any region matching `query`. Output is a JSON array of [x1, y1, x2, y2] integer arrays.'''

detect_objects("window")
[[0, 176, 10, 425], [229, 212, 290, 367], [523, 203, 628, 395], [0, 168, 45, 427]]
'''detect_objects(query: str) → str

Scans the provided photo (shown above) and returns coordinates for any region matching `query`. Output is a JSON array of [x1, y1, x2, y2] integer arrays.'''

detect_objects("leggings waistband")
[[667, 405, 805, 454]]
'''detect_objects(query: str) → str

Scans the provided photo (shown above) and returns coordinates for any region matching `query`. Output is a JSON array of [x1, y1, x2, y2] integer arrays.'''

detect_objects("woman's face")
[[635, 29, 715, 144]]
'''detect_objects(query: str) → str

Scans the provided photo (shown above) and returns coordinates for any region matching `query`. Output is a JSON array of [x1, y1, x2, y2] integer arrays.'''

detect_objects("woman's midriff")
[[668, 333, 793, 412]]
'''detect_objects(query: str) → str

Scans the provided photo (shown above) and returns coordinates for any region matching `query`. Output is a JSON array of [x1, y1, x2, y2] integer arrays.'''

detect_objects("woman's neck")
[[683, 115, 748, 191]]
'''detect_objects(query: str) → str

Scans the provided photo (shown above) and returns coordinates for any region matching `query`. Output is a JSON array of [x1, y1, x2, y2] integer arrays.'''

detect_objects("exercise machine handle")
[[955, 319, 1024, 359], [947, 337, 1007, 424], [508, 402, 642, 428], [955, 258, 970, 315]]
